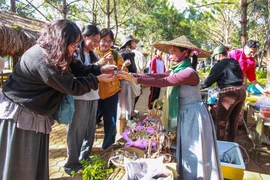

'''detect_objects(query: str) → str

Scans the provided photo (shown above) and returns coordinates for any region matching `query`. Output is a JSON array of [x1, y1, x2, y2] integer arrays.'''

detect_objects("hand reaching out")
[[97, 74, 115, 82], [121, 59, 131, 70], [117, 70, 137, 82], [100, 64, 117, 75]]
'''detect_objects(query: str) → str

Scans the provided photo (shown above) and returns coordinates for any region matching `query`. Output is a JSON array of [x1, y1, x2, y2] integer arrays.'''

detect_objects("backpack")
[[112, 50, 118, 62]]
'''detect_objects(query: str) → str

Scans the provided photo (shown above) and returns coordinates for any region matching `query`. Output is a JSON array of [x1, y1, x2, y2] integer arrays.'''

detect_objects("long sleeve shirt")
[[3, 44, 100, 116], [200, 58, 243, 89], [227, 49, 256, 82], [132, 68, 198, 87]]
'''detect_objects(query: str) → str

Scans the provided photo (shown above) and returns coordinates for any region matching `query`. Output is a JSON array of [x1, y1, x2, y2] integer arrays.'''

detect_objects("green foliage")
[[197, 71, 209, 82], [255, 69, 267, 87], [256, 69, 267, 79], [128, 0, 187, 42], [72, 155, 113, 180], [257, 78, 266, 87], [0, 0, 269, 63], [0, 0, 8, 9]]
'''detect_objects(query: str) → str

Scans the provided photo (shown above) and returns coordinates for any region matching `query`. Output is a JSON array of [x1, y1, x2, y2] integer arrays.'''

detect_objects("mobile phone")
[[113, 67, 118, 75]]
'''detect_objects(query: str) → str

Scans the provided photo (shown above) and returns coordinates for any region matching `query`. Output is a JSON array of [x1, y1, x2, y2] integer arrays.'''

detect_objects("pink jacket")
[[227, 49, 256, 82]]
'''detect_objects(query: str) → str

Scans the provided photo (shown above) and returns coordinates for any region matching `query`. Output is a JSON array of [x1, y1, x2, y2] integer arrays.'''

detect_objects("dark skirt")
[[0, 119, 49, 180]]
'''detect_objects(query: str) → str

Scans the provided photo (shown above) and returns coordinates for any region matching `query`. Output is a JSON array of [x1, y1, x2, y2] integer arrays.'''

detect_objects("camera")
[[113, 67, 118, 75]]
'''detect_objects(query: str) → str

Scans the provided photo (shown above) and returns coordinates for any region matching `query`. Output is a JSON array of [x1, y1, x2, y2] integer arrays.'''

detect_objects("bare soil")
[[235, 122, 270, 175]]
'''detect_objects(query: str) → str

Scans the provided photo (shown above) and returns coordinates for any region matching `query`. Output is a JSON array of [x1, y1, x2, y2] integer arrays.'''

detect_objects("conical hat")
[[152, 35, 211, 58]]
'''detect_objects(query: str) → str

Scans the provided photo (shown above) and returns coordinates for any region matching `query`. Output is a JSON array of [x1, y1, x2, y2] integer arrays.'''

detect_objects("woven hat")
[[152, 35, 211, 58], [120, 35, 139, 49]]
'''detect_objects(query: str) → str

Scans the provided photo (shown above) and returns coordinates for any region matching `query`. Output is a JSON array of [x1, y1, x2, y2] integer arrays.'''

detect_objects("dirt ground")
[[234, 118, 270, 175]]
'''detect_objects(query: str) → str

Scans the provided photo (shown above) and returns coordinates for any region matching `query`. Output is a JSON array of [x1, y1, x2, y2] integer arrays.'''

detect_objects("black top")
[[3, 44, 101, 116], [120, 51, 137, 73], [200, 58, 243, 89]]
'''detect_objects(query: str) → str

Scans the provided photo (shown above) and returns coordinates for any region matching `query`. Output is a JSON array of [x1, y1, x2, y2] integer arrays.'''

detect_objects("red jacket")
[[150, 56, 166, 74]]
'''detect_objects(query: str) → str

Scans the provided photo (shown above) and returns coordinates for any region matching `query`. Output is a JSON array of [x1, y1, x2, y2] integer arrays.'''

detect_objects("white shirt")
[[156, 59, 165, 73], [83, 51, 91, 65], [132, 49, 147, 73], [73, 51, 100, 101]]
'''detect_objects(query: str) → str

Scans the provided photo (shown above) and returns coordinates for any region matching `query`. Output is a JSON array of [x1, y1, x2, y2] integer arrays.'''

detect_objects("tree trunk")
[[62, 0, 67, 19], [267, 0, 270, 89], [240, 0, 248, 47], [10, 0, 16, 12], [106, 0, 110, 28], [92, 0, 97, 25], [113, 0, 118, 42]]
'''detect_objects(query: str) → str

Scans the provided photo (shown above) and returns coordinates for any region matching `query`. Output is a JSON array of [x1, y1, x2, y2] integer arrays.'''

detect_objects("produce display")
[[254, 96, 270, 117], [108, 147, 145, 168]]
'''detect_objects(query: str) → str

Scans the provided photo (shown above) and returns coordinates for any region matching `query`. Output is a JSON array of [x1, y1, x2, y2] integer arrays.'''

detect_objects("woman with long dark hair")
[[64, 24, 111, 175], [0, 20, 115, 180], [119, 35, 141, 117]]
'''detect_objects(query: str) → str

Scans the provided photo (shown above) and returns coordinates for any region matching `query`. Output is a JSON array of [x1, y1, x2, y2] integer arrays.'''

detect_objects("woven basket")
[[109, 147, 145, 168], [148, 99, 163, 118]]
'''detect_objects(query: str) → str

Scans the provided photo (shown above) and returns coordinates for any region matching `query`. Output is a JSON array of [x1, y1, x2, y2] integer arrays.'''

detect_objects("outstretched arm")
[[118, 68, 198, 87]]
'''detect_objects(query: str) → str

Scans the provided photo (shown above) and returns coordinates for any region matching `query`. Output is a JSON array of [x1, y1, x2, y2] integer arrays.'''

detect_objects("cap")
[[212, 45, 227, 57]]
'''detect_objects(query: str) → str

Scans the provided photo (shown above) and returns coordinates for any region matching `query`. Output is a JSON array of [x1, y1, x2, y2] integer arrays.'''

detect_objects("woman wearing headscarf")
[[118, 36, 223, 180]]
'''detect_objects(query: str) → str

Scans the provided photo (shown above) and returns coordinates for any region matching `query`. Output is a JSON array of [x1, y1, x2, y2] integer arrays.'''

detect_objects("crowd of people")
[[0, 19, 267, 180]]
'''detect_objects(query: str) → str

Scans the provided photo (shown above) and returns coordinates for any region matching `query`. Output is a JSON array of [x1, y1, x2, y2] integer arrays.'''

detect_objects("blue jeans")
[[97, 93, 118, 149]]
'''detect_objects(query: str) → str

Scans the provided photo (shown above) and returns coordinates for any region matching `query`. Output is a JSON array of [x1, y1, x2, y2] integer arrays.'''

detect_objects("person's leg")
[[102, 93, 118, 149], [134, 95, 140, 108], [0, 119, 49, 180], [96, 99, 102, 124], [227, 88, 246, 142], [215, 91, 233, 141], [148, 86, 155, 109], [216, 89, 245, 141], [65, 100, 89, 173], [154, 87, 161, 102], [79, 100, 98, 161], [148, 87, 160, 109]]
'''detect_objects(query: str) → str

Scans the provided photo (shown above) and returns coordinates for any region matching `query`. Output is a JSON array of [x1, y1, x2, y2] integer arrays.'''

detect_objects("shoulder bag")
[[53, 94, 75, 124]]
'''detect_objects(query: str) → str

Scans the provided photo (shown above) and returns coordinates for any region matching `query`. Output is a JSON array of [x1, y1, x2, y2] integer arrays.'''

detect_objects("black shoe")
[[64, 166, 82, 176]]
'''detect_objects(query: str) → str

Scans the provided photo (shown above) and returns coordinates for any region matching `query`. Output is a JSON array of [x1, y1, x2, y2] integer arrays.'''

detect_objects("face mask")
[[176, 51, 187, 62]]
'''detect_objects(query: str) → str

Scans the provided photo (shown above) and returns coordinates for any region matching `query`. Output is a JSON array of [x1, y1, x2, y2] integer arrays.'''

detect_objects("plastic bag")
[[254, 96, 270, 110], [247, 84, 264, 94], [122, 126, 156, 149]]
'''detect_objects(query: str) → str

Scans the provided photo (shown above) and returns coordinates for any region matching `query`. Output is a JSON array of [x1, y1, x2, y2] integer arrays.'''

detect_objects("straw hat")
[[152, 35, 211, 58], [120, 35, 139, 49]]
